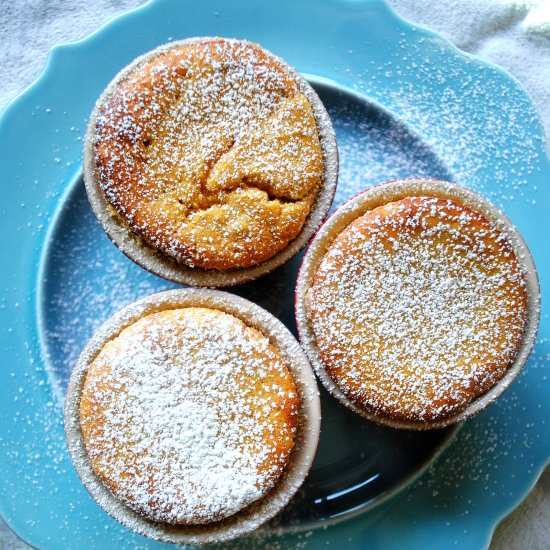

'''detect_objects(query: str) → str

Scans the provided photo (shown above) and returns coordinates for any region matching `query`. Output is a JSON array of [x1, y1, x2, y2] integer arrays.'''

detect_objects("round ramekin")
[[65, 288, 321, 545], [83, 37, 338, 287], [295, 178, 540, 431]]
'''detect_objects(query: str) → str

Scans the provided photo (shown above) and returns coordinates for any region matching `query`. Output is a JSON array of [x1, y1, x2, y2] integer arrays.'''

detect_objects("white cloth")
[[0, 1, 548, 549], [0, 0, 145, 111]]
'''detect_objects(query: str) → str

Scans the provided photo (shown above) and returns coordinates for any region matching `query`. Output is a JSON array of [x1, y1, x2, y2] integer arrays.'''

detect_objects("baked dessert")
[[85, 37, 337, 284], [296, 180, 537, 428], [308, 196, 527, 423], [65, 289, 321, 544], [79, 306, 298, 524]]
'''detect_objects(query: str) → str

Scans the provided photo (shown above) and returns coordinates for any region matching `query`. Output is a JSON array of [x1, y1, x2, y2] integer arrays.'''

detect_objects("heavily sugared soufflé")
[[307, 196, 527, 424], [90, 38, 323, 270], [79, 307, 298, 525]]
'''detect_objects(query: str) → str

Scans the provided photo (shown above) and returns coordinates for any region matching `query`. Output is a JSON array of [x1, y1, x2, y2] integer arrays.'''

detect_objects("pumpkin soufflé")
[[307, 195, 528, 425], [79, 306, 299, 525], [89, 38, 325, 271]]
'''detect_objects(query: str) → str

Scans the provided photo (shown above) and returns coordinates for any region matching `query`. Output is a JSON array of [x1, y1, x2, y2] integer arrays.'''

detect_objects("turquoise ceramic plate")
[[1, 0, 549, 548]]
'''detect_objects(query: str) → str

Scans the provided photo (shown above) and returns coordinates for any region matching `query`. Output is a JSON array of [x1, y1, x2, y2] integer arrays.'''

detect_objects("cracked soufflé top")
[[91, 38, 323, 270], [79, 307, 299, 525], [307, 196, 528, 424]]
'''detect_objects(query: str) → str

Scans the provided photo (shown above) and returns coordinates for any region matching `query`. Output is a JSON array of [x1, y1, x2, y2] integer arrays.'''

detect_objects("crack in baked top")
[[92, 38, 323, 270]]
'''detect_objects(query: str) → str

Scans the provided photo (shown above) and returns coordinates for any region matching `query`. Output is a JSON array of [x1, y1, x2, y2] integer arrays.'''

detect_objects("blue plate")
[[1, 0, 549, 548]]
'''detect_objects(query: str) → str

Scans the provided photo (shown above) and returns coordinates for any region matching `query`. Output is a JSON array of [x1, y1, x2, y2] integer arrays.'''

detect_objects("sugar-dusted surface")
[[64, 289, 321, 545], [2, 1, 549, 548], [309, 196, 527, 423], [92, 38, 321, 270], [44, 85, 458, 540], [80, 307, 298, 525], [326, 86, 452, 207], [85, 37, 338, 285], [296, 179, 540, 431]]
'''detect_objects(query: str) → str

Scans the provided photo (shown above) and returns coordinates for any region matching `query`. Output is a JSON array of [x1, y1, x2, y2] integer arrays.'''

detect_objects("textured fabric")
[[0, 0, 146, 110], [0, 0, 548, 548]]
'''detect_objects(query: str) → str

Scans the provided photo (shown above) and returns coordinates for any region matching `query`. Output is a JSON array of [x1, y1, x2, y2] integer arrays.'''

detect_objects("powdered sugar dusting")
[[83, 38, 337, 287], [325, 90, 453, 207], [65, 289, 321, 544], [347, 33, 544, 206], [80, 307, 298, 524], [90, 38, 324, 271], [308, 196, 527, 423], [297, 180, 539, 430]]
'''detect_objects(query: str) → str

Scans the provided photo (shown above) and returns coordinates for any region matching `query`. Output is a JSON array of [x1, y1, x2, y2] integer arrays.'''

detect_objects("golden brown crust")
[[93, 39, 323, 270], [308, 196, 528, 423], [79, 307, 298, 525]]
